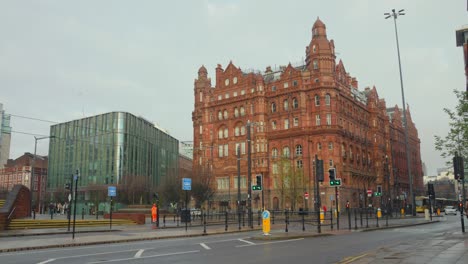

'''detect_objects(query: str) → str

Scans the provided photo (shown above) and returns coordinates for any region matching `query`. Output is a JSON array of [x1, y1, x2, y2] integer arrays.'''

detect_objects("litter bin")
[[181, 209, 191, 223]]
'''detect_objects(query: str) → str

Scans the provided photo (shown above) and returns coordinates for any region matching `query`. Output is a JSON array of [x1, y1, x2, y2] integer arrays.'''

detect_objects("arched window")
[[283, 99, 289, 111], [241, 126, 245, 135], [293, 98, 299, 109], [295, 145, 302, 156], [240, 106, 245, 116], [325, 94, 331, 105], [272, 148, 278, 158], [283, 147, 290, 158], [314, 95, 320, 106], [218, 129, 223, 139], [234, 108, 239, 117], [313, 59, 318, 70], [235, 126, 240, 136], [223, 110, 228, 119], [223, 128, 228, 138], [218, 111, 223, 120], [271, 103, 276, 113]]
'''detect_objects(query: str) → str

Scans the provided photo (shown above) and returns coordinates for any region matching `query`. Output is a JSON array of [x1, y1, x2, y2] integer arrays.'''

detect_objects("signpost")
[[304, 192, 309, 200], [108, 186, 116, 230], [262, 210, 271, 235], [367, 189, 372, 197], [182, 178, 191, 231]]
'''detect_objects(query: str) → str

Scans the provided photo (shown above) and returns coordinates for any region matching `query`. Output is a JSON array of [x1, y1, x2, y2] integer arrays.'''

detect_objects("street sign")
[[262, 210, 271, 235], [330, 195, 334, 201], [304, 192, 309, 200], [108, 186, 117, 197], [367, 189, 372, 197], [182, 178, 192, 191]]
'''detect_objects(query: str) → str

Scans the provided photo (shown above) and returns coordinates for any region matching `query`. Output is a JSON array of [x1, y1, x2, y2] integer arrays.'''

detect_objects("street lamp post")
[[30, 135, 55, 216], [385, 9, 416, 216]]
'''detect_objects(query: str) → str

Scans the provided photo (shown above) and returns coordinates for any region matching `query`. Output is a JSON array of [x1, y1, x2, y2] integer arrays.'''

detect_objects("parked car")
[[444, 206, 457, 215]]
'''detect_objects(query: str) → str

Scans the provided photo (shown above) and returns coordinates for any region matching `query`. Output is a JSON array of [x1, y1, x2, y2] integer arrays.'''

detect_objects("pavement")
[[1, 213, 467, 263]]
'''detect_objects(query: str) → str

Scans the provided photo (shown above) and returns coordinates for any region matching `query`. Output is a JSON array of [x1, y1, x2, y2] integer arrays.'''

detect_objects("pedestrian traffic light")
[[453, 155, 464, 180]]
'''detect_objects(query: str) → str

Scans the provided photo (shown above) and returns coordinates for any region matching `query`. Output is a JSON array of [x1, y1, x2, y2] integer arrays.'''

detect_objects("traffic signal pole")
[[315, 155, 321, 234]]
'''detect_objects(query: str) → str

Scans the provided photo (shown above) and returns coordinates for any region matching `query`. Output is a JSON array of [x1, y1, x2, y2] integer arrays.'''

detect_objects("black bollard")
[[82, 208, 85, 220], [225, 211, 228, 231]]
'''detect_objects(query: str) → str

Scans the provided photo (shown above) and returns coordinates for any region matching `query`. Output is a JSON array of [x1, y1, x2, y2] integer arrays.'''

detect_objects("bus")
[[415, 196, 458, 213]]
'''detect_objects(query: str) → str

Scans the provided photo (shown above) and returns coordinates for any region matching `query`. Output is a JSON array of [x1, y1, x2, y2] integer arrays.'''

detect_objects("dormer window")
[[313, 60, 318, 70]]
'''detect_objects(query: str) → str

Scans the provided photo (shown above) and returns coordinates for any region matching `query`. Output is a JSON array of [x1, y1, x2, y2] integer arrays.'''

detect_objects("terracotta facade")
[[192, 19, 423, 211]]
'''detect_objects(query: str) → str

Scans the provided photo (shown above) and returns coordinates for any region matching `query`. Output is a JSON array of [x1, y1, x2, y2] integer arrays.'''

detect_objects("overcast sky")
[[0, 0, 465, 175]]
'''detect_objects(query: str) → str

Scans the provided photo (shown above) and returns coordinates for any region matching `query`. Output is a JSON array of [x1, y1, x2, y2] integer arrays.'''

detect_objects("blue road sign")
[[182, 178, 191, 191], [108, 186, 117, 197], [262, 210, 270, 219]]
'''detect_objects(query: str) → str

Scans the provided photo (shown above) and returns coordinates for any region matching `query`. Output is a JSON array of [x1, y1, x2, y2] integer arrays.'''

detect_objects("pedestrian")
[[151, 203, 158, 224], [48, 202, 55, 219]]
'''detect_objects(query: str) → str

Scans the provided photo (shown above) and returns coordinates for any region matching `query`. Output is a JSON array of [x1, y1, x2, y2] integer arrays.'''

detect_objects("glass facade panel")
[[47, 112, 179, 205]]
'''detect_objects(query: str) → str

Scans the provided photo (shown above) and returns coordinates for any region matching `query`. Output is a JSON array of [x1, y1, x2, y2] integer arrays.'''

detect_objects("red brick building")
[[192, 18, 423, 211], [0, 153, 48, 212]]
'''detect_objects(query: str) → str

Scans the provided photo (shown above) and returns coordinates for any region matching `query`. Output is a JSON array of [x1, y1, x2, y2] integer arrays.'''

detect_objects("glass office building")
[[47, 112, 179, 204]]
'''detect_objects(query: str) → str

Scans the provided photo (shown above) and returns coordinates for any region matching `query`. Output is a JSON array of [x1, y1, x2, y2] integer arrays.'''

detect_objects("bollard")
[[330, 210, 334, 230], [32, 209, 36, 220], [163, 215, 166, 228], [354, 208, 358, 230], [285, 210, 289, 233], [302, 212, 305, 231], [347, 208, 351, 230], [376, 209, 379, 228], [320, 209, 324, 224], [225, 211, 228, 231], [401, 208, 405, 218], [377, 208, 382, 218], [258, 211, 261, 226], [203, 213, 207, 235], [272, 210, 275, 224]]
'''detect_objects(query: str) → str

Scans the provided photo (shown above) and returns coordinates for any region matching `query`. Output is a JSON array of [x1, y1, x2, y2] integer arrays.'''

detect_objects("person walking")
[[151, 203, 158, 224]]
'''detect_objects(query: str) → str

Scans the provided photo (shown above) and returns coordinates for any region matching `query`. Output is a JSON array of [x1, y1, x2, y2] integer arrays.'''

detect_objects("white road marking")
[[37, 259, 56, 264], [87, 250, 200, 264], [200, 243, 211, 250], [236, 238, 304, 247], [134, 249, 144, 258], [238, 239, 255, 245]]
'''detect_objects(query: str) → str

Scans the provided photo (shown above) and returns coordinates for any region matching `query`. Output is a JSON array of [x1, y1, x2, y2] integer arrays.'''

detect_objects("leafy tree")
[[274, 156, 304, 211], [435, 90, 468, 166]]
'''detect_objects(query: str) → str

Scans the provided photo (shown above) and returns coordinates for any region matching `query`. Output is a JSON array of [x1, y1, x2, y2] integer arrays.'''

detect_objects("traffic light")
[[329, 168, 341, 186], [316, 160, 324, 182], [252, 174, 262, 190], [375, 185, 382, 196], [453, 155, 465, 180], [427, 183, 435, 196], [329, 168, 336, 181]]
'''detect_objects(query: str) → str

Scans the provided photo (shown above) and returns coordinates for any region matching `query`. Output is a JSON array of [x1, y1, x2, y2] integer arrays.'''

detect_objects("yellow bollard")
[[377, 208, 382, 218], [401, 208, 405, 218], [437, 208, 440, 216], [320, 210, 324, 223], [334, 209, 337, 218]]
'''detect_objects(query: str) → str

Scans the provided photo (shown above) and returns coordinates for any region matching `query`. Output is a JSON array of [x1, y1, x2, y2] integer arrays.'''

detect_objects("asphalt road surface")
[[0, 215, 463, 264]]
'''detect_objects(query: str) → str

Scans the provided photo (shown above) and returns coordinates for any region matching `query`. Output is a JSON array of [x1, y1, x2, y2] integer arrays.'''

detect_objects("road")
[[0, 215, 465, 264]]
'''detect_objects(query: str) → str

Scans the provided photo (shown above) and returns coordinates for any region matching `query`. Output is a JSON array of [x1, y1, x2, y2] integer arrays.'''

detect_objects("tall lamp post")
[[385, 9, 415, 216], [30, 135, 55, 216]]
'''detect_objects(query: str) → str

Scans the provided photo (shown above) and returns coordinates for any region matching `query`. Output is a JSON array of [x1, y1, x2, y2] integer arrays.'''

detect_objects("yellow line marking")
[[339, 253, 369, 263]]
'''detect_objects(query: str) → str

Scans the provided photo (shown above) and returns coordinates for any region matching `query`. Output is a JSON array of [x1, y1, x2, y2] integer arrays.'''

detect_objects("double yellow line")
[[338, 253, 369, 263]]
